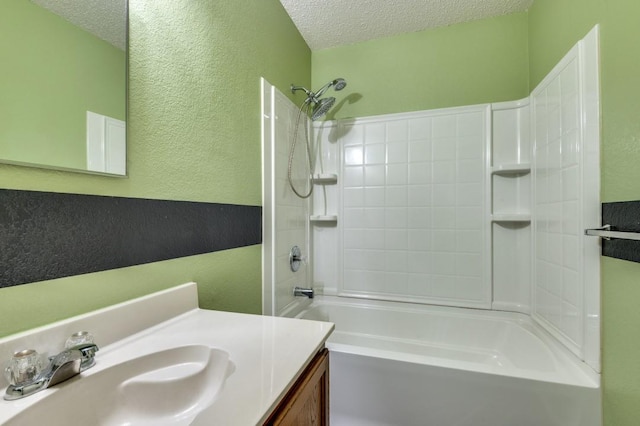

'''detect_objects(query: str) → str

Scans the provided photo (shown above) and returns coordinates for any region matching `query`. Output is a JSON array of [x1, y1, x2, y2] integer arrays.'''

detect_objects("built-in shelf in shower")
[[310, 215, 338, 222], [490, 100, 533, 314], [491, 163, 531, 175], [313, 173, 338, 184], [491, 213, 531, 223]]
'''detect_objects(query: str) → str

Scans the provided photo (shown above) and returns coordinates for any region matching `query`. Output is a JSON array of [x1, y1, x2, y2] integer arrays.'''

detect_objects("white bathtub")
[[296, 296, 601, 426]]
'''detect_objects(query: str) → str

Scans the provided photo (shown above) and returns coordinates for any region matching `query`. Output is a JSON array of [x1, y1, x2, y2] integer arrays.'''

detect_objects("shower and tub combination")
[[262, 26, 601, 426]]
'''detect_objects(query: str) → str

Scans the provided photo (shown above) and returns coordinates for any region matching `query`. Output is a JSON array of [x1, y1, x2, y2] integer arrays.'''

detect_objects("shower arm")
[[291, 85, 314, 98], [291, 83, 335, 105]]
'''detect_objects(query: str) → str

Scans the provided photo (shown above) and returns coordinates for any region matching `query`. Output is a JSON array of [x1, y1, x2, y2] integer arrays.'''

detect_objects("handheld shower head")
[[333, 78, 347, 91], [314, 77, 348, 98]]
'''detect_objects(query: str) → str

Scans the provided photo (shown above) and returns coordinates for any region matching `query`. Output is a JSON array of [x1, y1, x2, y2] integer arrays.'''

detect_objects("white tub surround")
[[262, 78, 314, 317], [0, 283, 334, 425], [298, 296, 600, 426], [531, 26, 601, 372], [309, 25, 601, 370]]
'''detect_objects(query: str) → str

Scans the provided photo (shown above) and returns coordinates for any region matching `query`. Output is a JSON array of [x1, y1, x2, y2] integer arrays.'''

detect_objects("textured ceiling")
[[279, 0, 534, 50], [30, 0, 126, 50]]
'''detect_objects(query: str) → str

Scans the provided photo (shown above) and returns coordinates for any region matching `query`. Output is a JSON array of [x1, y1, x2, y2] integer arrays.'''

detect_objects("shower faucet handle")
[[289, 245, 307, 272]]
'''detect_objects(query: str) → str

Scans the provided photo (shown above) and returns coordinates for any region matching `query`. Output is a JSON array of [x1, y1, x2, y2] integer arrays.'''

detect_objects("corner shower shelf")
[[491, 163, 531, 175], [491, 214, 531, 223], [310, 215, 338, 222], [313, 173, 338, 184]]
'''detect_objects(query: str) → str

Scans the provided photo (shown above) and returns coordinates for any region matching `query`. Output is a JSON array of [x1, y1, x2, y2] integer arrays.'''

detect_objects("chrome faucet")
[[4, 343, 99, 401], [294, 286, 314, 299]]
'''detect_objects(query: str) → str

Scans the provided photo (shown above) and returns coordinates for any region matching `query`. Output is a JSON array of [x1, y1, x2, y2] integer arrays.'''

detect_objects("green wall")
[[0, 0, 125, 171], [529, 1, 640, 424], [0, 0, 310, 337], [311, 12, 530, 119], [4, 2, 638, 423]]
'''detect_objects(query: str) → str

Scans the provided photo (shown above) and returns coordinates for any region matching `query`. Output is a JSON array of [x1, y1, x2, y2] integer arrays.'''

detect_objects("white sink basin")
[[5, 345, 232, 426], [0, 283, 334, 425]]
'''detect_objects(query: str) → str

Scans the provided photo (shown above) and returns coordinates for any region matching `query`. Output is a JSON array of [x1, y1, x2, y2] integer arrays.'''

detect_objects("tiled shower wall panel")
[[338, 107, 491, 308], [532, 27, 600, 368], [274, 90, 311, 315], [263, 82, 311, 316], [532, 47, 584, 355]]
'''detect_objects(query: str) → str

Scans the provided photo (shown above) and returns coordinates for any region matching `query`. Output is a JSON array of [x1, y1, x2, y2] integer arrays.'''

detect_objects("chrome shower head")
[[311, 97, 336, 121], [333, 78, 347, 91], [290, 77, 347, 120], [314, 78, 348, 98]]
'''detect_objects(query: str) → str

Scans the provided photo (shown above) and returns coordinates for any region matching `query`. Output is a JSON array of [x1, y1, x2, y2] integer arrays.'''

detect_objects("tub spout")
[[294, 287, 314, 299]]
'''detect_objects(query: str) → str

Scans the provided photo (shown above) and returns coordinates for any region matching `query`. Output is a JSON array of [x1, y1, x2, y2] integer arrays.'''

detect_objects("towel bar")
[[584, 225, 640, 241]]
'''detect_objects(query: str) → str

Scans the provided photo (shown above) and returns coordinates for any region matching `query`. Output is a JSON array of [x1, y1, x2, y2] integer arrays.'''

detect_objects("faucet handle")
[[65, 331, 94, 349], [4, 350, 43, 386], [290, 245, 308, 272]]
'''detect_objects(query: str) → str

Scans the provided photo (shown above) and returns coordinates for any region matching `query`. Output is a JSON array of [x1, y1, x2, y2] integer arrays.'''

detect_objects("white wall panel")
[[531, 26, 601, 372], [261, 79, 311, 316], [332, 106, 491, 308], [532, 48, 583, 351]]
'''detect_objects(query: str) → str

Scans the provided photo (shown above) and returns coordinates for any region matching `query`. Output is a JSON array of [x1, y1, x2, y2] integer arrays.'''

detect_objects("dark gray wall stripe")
[[0, 189, 261, 288], [602, 201, 640, 263]]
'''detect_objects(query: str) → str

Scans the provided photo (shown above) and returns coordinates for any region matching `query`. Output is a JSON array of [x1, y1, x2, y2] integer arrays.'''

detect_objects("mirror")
[[0, 0, 127, 176]]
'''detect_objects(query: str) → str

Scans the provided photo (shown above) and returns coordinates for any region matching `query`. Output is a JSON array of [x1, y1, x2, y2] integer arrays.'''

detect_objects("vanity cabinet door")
[[265, 348, 329, 426]]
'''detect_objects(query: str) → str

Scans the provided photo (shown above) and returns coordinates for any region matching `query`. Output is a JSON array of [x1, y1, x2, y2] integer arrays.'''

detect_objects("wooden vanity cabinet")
[[264, 348, 329, 426]]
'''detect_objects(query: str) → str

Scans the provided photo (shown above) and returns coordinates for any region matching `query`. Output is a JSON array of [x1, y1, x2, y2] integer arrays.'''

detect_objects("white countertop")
[[0, 283, 334, 425], [102, 309, 333, 425]]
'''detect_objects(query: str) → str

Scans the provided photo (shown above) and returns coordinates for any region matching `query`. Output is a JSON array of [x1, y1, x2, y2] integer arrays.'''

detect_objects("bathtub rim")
[[293, 295, 600, 389]]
